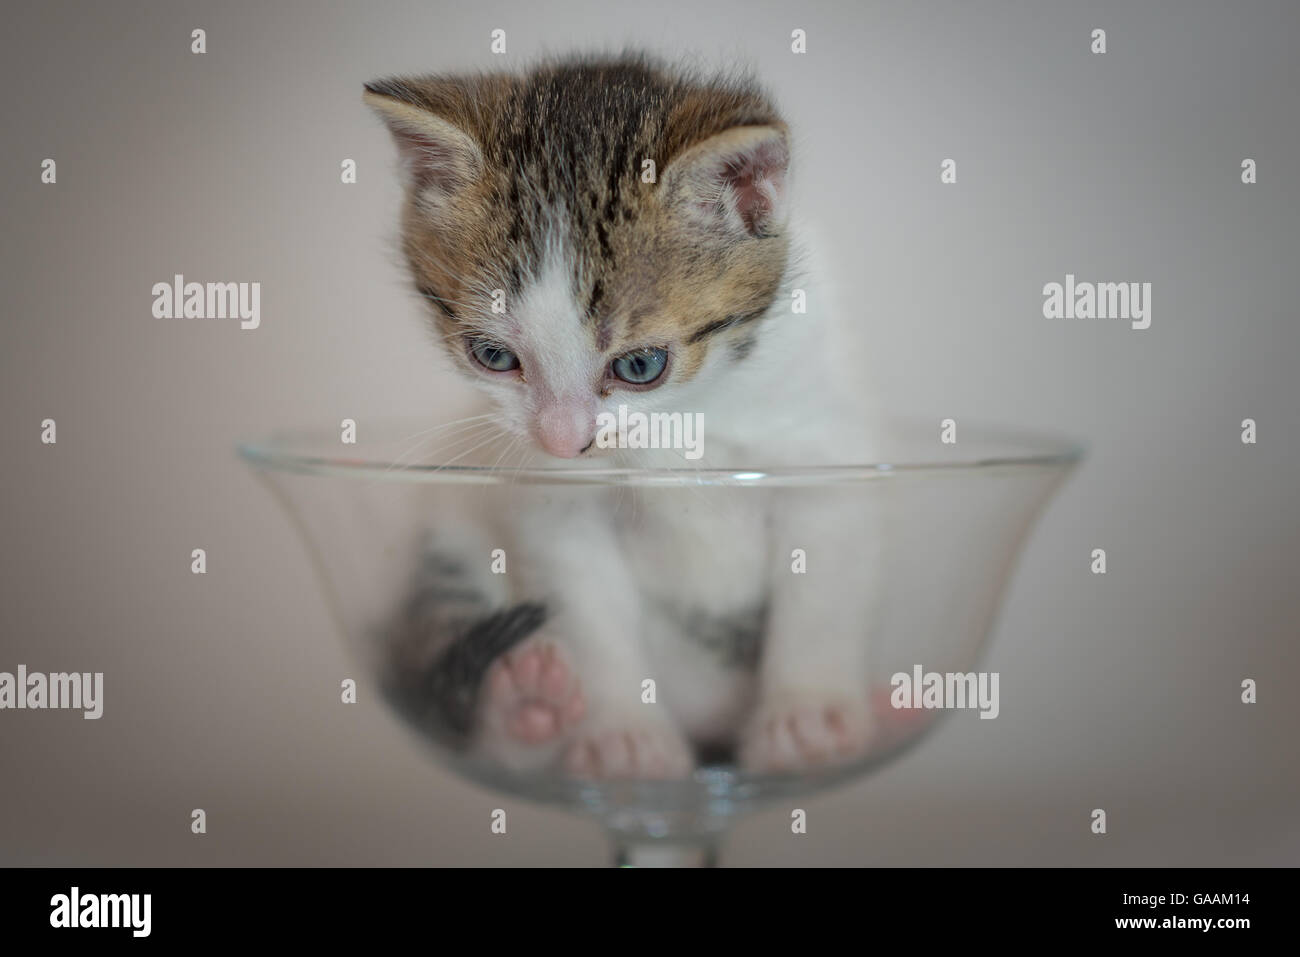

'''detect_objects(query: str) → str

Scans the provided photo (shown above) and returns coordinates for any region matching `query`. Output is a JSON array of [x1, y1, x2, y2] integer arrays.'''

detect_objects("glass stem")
[[611, 838, 721, 868]]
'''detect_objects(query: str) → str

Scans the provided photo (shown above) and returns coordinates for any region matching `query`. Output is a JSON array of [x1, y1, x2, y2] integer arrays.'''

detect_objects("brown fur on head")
[[366, 53, 794, 458]]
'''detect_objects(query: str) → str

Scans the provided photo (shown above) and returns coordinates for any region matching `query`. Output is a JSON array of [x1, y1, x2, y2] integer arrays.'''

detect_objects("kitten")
[[366, 54, 884, 777]]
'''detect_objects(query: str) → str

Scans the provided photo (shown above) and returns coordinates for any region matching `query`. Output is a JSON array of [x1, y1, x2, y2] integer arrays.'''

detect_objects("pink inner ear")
[[397, 128, 475, 193], [695, 136, 789, 236], [722, 154, 786, 234]]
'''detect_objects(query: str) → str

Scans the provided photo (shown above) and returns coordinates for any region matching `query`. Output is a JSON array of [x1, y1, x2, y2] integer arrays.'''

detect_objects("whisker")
[[362, 421, 499, 488], [369, 414, 497, 482], [427, 426, 510, 473]]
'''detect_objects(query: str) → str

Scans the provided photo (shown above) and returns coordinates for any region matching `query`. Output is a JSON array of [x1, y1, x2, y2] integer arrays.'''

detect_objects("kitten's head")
[[366, 55, 792, 459]]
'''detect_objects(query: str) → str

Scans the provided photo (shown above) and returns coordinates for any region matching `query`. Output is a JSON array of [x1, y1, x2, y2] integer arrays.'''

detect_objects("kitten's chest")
[[616, 489, 770, 613]]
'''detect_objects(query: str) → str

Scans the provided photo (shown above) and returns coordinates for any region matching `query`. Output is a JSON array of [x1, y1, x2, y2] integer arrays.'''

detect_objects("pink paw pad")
[[741, 696, 874, 774], [484, 642, 585, 745]]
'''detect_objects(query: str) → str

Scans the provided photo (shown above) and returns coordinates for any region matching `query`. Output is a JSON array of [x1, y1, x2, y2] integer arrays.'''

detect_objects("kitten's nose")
[[536, 402, 596, 458]]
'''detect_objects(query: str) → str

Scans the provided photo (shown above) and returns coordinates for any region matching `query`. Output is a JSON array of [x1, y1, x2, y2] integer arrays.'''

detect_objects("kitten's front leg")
[[474, 499, 693, 779], [740, 493, 884, 773]]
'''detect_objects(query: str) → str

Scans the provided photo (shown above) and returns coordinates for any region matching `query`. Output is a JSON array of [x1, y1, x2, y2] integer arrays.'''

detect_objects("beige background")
[[1, 0, 1297, 865]]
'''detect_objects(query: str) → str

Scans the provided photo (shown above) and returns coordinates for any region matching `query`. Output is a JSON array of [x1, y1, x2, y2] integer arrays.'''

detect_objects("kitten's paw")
[[739, 692, 874, 774], [562, 719, 693, 780], [481, 640, 586, 750]]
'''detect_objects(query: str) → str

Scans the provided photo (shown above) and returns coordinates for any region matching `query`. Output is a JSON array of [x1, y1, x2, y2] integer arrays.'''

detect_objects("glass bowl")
[[239, 419, 1081, 865]]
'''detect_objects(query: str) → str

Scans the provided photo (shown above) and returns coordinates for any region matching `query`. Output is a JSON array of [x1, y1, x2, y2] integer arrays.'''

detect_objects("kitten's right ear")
[[364, 80, 483, 195]]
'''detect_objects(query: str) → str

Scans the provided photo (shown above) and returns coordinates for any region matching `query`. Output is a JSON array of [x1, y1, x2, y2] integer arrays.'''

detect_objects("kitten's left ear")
[[660, 125, 790, 238], [364, 79, 484, 196]]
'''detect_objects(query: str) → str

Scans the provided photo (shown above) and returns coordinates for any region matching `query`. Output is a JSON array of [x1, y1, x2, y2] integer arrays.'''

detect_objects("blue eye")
[[611, 348, 668, 385], [469, 338, 520, 372]]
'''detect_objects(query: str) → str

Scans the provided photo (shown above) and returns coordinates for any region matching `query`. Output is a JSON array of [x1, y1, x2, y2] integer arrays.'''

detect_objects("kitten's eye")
[[611, 347, 668, 385], [469, 338, 520, 372]]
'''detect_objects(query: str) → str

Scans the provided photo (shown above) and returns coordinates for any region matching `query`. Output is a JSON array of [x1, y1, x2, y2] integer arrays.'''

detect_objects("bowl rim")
[[237, 419, 1085, 486]]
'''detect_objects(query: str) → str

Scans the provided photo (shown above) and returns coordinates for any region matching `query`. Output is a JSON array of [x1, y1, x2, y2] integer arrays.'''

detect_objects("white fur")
[[429, 207, 888, 777]]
